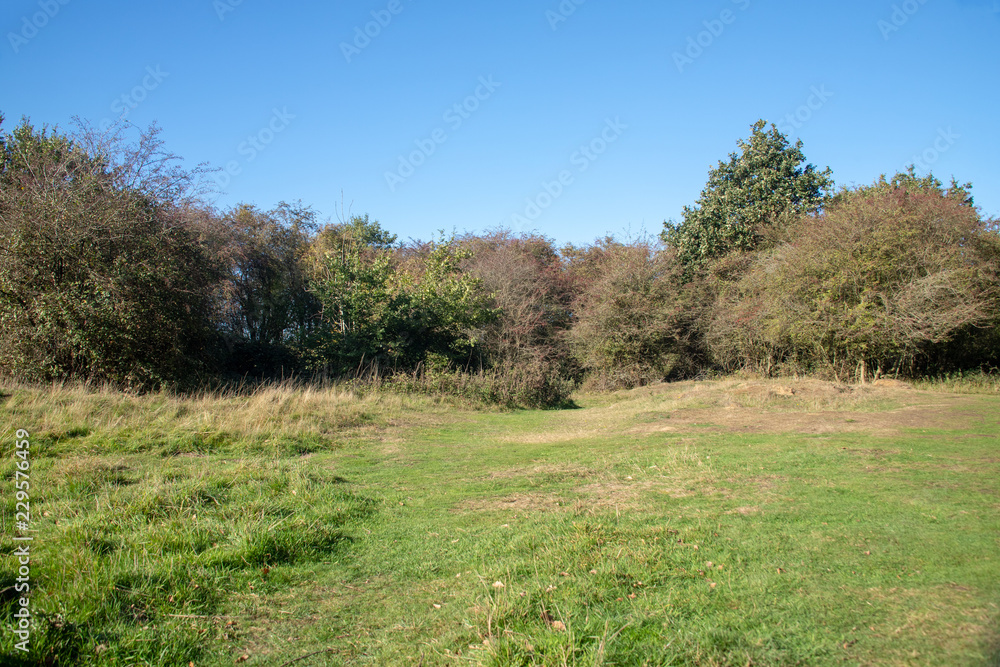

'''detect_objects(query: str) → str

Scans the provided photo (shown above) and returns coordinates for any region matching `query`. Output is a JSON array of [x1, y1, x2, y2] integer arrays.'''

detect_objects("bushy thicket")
[[708, 181, 1000, 380], [2, 115, 997, 402], [0, 117, 220, 387]]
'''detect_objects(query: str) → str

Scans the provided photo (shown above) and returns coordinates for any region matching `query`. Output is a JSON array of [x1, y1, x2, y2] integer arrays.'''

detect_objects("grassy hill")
[[2, 379, 998, 665]]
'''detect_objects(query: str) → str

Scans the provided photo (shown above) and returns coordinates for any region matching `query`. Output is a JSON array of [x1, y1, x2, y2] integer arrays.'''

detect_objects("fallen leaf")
[[551, 621, 566, 632], [492, 581, 505, 589], [236, 655, 249, 663]]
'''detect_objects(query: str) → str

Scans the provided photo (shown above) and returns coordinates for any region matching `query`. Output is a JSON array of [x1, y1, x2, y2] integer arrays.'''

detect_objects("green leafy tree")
[[306, 216, 402, 371], [396, 236, 498, 367], [214, 202, 320, 376], [307, 219, 494, 374], [663, 120, 833, 275]]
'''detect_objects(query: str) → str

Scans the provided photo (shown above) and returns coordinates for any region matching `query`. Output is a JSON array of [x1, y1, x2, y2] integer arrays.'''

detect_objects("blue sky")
[[2, 0, 998, 245]]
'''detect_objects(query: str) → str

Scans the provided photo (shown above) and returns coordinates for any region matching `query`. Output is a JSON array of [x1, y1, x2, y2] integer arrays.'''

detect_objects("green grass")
[[1, 378, 998, 665]]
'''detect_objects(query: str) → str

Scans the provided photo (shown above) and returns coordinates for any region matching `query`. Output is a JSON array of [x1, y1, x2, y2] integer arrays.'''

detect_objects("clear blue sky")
[[2, 0, 998, 245]]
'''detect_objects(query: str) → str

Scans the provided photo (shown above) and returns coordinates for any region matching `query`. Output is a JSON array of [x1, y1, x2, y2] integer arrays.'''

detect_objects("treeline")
[[1, 116, 998, 406]]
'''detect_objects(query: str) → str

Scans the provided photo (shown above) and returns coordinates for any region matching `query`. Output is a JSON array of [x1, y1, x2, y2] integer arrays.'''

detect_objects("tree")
[[459, 230, 574, 369], [212, 202, 320, 376], [306, 219, 494, 374], [663, 120, 833, 275], [0, 117, 221, 387], [565, 237, 708, 389]]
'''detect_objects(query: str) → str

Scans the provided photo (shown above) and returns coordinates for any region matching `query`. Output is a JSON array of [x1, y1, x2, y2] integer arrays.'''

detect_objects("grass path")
[[1, 379, 999, 665]]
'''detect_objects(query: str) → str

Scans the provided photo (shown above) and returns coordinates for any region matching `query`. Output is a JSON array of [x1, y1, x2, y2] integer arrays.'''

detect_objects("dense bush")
[[0, 118, 221, 388], [565, 238, 709, 389], [2, 112, 997, 401], [306, 217, 496, 375], [706, 180, 1000, 380]]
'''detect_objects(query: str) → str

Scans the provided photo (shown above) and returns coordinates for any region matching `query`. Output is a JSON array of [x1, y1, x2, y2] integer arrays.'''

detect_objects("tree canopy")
[[662, 120, 833, 275]]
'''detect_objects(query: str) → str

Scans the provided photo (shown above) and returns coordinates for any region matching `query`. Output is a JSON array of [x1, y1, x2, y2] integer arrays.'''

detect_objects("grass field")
[[1, 378, 999, 666]]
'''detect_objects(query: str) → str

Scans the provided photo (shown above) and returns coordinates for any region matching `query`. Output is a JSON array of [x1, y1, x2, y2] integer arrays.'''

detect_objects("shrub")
[[0, 118, 221, 388], [566, 238, 708, 389], [707, 178, 1000, 380]]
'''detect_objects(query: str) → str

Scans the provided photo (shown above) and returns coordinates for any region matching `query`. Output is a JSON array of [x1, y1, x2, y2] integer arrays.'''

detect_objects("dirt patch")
[[629, 401, 976, 436], [871, 378, 909, 388], [457, 492, 566, 513], [499, 429, 603, 445]]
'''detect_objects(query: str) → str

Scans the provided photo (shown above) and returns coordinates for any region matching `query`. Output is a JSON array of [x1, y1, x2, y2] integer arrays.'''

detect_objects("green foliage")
[[663, 120, 833, 275], [707, 176, 1000, 380], [216, 202, 321, 377], [0, 119, 220, 388], [308, 222, 496, 374]]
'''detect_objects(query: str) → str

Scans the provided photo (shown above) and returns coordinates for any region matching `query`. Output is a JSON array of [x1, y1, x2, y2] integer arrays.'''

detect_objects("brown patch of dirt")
[[727, 506, 760, 515], [457, 492, 566, 513], [499, 429, 603, 445], [629, 401, 976, 436]]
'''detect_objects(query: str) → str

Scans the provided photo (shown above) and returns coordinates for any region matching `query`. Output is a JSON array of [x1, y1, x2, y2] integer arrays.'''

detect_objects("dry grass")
[[513, 378, 988, 441], [0, 379, 466, 449]]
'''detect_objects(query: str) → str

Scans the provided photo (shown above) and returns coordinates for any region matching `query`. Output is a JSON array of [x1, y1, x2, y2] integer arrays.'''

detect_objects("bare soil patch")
[[457, 491, 566, 513]]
